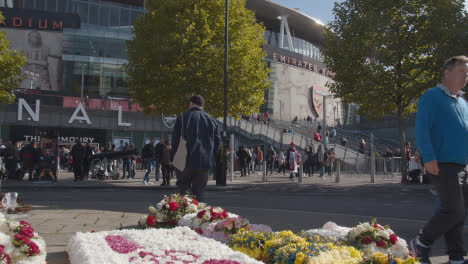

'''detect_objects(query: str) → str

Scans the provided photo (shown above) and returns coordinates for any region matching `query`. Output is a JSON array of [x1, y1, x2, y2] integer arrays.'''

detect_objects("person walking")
[[154, 138, 165, 182], [256, 146, 264, 172], [236, 146, 249, 177], [279, 149, 286, 175], [411, 56, 468, 264], [122, 142, 132, 179], [141, 139, 155, 185], [83, 142, 93, 180], [171, 95, 221, 202], [266, 146, 276, 175], [287, 142, 300, 181], [70, 142, 84, 182], [160, 144, 172, 186], [20, 142, 36, 181], [317, 146, 325, 178]]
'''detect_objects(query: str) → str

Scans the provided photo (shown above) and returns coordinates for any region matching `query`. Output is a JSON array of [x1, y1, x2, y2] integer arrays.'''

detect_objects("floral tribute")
[[0, 193, 32, 214], [0, 213, 46, 264], [67, 227, 264, 264], [139, 194, 203, 228]]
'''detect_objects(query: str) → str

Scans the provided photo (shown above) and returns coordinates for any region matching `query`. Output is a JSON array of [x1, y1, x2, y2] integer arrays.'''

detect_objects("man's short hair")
[[442, 55, 468, 79], [189, 95, 205, 107]]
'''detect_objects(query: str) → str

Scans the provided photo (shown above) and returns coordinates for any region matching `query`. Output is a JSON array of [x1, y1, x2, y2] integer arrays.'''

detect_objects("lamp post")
[[223, 0, 229, 136]]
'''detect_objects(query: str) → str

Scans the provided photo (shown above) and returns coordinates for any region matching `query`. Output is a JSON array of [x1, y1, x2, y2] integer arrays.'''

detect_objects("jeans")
[[143, 158, 152, 182], [154, 160, 161, 180], [420, 163, 466, 261], [289, 172, 295, 180], [319, 165, 325, 177], [123, 160, 131, 178]]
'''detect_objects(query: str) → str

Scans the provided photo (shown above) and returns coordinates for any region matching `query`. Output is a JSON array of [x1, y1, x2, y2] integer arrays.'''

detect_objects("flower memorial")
[[131, 194, 419, 264], [67, 227, 265, 264], [0, 213, 46, 264], [139, 194, 204, 228], [0, 193, 32, 215]]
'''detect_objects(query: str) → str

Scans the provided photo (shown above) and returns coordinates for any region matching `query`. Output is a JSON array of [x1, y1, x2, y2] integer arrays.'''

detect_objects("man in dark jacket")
[[20, 143, 36, 181], [236, 146, 249, 177], [171, 95, 221, 202], [266, 146, 276, 175], [71, 142, 85, 182]]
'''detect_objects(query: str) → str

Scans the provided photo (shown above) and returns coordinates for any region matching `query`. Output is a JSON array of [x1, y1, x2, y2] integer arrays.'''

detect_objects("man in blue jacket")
[[411, 56, 468, 264], [171, 95, 221, 202]]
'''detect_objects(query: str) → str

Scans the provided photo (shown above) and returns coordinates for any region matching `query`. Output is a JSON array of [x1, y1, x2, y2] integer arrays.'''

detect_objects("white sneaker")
[[142, 181, 147, 185], [147, 182, 153, 185]]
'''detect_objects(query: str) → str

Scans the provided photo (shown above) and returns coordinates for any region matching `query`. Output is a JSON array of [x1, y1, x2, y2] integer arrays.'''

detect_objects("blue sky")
[[273, 0, 468, 24]]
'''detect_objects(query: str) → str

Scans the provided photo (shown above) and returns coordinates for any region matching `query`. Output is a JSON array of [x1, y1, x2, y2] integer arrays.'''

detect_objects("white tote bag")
[[173, 113, 187, 171]]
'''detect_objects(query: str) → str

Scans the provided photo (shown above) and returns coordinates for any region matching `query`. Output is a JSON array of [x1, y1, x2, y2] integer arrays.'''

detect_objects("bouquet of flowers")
[[347, 219, 410, 259], [139, 194, 202, 229], [11, 221, 41, 257], [0, 193, 32, 214], [197, 207, 229, 224], [214, 217, 250, 235]]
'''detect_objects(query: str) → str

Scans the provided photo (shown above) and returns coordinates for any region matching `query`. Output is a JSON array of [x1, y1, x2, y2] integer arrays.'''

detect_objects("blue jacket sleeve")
[[170, 115, 182, 162], [415, 92, 436, 163]]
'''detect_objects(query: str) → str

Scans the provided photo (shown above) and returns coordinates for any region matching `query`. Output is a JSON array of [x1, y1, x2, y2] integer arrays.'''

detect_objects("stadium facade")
[[0, 0, 354, 148]]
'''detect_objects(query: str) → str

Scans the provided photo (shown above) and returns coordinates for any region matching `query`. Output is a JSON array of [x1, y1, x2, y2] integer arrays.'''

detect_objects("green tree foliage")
[[322, 0, 468, 181], [126, 0, 270, 117], [0, 13, 27, 104]]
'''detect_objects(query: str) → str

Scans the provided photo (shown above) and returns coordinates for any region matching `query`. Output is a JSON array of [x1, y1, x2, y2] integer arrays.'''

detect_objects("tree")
[[126, 0, 270, 117], [0, 13, 27, 104], [322, 0, 468, 182]]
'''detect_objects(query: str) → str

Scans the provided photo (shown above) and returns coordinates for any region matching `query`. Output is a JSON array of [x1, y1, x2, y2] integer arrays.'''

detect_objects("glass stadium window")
[[24, 0, 34, 8], [110, 7, 120, 26], [57, 0, 67, 12], [100, 6, 110, 26], [36, 0, 45, 10], [120, 8, 130, 26], [78, 2, 88, 23], [46, 0, 56, 12], [89, 4, 99, 25]]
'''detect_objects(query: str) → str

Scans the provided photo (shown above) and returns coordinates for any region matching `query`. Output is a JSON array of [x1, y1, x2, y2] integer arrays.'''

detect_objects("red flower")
[[3, 253, 11, 264], [361, 236, 373, 244], [222, 210, 228, 218], [389, 234, 398, 245], [14, 234, 30, 243], [192, 198, 199, 206], [146, 215, 156, 227], [197, 210, 206, 219], [0, 245, 4, 254], [167, 219, 176, 225], [210, 212, 219, 220], [195, 228, 203, 235], [376, 239, 387, 247], [183, 203, 188, 207], [20, 227, 34, 238], [27, 241, 40, 256], [168, 202, 179, 211]]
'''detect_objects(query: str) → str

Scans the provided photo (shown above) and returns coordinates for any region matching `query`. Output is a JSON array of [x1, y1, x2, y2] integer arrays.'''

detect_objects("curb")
[[0, 183, 250, 192]]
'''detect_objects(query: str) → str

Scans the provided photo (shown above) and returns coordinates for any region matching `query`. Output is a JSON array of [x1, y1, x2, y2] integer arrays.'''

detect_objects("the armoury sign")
[[264, 45, 335, 78], [23, 135, 96, 144], [0, 8, 80, 32]]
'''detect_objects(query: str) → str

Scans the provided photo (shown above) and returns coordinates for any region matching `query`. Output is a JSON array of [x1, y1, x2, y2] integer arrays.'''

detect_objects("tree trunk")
[[397, 112, 407, 183]]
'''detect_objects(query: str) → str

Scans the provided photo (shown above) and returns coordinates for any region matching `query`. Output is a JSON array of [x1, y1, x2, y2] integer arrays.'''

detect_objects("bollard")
[[262, 161, 267, 182], [335, 159, 340, 183], [298, 162, 303, 183]]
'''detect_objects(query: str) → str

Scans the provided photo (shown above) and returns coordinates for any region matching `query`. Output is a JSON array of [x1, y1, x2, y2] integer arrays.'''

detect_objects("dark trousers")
[[83, 161, 90, 179], [240, 160, 247, 176], [73, 162, 83, 181], [178, 168, 209, 202], [267, 161, 274, 175], [420, 163, 466, 261], [122, 160, 131, 178], [162, 164, 171, 184], [279, 163, 287, 175]]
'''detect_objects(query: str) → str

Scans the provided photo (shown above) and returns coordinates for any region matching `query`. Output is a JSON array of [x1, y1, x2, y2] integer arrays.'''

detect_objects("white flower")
[[203, 213, 211, 221], [8, 221, 19, 231], [187, 204, 197, 213], [376, 229, 390, 240], [155, 212, 164, 223], [156, 203, 163, 211], [138, 216, 147, 227]]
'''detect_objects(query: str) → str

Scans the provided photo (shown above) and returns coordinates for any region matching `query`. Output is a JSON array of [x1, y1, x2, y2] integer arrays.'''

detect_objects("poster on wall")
[[311, 85, 324, 118], [4, 28, 63, 91], [113, 137, 131, 151]]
